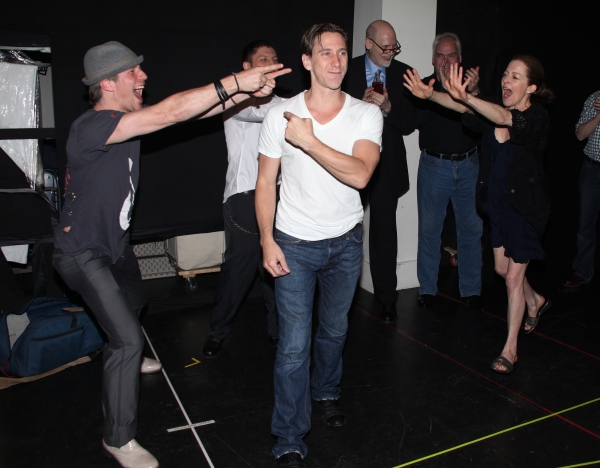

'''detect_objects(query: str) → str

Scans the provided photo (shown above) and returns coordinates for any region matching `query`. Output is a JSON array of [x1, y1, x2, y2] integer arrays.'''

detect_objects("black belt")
[[586, 157, 600, 167], [239, 190, 255, 196], [424, 147, 478, 161]]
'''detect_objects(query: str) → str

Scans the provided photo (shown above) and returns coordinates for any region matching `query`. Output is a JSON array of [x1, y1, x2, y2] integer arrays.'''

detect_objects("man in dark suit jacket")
[[344, 20, 415, 324]]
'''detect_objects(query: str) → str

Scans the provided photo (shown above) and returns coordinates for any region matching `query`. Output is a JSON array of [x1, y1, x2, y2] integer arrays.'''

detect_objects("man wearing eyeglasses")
[[409, 32, 484, 311], [344, 20, 416, 325]]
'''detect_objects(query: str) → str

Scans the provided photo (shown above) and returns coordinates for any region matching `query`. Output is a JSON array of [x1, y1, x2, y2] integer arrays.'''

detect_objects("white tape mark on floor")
[[142, 327, 216, 468], [167, 420, 216, 433]]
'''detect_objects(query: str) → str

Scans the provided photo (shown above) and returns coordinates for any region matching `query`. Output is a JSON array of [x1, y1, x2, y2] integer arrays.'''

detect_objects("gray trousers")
[[54, 244, 146, 447]]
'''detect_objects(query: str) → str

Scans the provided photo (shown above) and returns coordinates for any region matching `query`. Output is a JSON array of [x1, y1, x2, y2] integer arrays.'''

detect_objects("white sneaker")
[[102, 439, 159, 468], [140, 357, 162, 374]]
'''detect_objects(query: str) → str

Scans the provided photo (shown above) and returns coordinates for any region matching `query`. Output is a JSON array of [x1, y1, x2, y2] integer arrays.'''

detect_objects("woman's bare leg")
[[492, 247, 529, 372], [522, 277, 546, 332]]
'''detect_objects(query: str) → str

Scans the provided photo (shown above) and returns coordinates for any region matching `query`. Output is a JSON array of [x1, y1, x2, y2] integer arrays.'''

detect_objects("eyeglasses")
[[368, 38, 401, 55]]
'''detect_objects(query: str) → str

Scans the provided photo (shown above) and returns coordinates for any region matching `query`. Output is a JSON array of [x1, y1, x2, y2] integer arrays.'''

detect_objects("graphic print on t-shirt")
[[119, 158, 135, 230]]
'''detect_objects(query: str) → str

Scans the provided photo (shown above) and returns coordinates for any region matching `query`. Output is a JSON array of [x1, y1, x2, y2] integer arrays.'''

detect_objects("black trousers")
[[209, 192, 278, 339], [368, 168, 400, 306], [53, 244, 146, 447]]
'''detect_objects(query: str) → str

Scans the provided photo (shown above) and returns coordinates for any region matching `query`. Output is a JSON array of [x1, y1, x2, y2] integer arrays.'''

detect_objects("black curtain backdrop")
[[2, 1, 595, 275], [437, 0, 596, 277], [1, 1, 356, 242]]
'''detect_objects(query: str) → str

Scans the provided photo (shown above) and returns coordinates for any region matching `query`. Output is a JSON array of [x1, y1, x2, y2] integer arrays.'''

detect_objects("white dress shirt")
[[222, 95, 285, 202]]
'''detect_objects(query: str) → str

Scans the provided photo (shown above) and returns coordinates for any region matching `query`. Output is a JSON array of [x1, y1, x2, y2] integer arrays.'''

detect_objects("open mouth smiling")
[[133, 85, 144, 100]]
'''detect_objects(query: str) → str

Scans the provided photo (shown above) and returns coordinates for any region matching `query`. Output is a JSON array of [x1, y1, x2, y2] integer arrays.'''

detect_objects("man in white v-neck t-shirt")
[[255, 23, 383, 467]]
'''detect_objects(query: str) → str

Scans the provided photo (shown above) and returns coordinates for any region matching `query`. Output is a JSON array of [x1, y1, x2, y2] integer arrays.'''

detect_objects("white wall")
[[353, 0, 437, 292]]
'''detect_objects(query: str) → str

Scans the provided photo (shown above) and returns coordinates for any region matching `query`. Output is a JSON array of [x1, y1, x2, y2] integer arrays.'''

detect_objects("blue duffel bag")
[[0, 297, 105, 377]]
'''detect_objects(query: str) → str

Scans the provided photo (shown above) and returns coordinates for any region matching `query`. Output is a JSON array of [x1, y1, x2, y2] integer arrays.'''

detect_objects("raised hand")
[[444, 63, 470, 103], [403, 68, 434, 100], [465, 66, 480, 94], [254, 66, 293, 97], [235, 63, 292, 96]]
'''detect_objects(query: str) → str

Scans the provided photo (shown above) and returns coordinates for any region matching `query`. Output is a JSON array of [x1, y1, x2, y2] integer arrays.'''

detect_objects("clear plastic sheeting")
[[0, 50, 37, 66], [0, 50, 42, 189]]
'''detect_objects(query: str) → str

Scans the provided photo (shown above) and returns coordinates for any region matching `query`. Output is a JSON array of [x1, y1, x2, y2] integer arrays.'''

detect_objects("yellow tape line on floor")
[[558, 461, 600, 468], [394, 397, 600, 467]]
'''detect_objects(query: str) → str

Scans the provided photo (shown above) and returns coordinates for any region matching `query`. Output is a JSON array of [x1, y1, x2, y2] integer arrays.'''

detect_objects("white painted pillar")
[[353, 0, 437, 292]]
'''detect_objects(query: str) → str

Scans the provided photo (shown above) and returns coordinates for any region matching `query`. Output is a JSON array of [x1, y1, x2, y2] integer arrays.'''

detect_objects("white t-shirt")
[[222, 95, 285, 202], [258, 91, 383, 241]]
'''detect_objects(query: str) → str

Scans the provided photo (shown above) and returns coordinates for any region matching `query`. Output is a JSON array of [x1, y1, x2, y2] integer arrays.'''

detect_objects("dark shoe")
[[522, 298, 552, 334], [490, 354, 517, 374], [561, 274, 591, 289], [268, 337, 279, 348], [316, 399, 346, 427], [464, 295, 484, 311], [202, 336, 223, 359], [277, 452, 303, 467], [380, 303, 397, 324], [418, 294, 435, 308]]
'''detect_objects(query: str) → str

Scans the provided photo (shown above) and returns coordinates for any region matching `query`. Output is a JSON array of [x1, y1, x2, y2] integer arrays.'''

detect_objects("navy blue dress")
[[483, 130, 545, 264]]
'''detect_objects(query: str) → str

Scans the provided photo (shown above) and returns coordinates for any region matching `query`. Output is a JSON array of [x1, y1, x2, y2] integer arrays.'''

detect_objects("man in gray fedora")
[[53, 41, 290, 468]]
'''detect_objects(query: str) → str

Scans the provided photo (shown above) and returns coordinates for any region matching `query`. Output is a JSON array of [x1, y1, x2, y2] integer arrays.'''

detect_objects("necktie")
[[374, 69, 381, 84]]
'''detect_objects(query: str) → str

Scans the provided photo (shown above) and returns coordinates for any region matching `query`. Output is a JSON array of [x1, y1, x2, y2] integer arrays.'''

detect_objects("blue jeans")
[[417, 151, 483, 296], [572, 158, 600, 280], [271, 224, 363, 459]]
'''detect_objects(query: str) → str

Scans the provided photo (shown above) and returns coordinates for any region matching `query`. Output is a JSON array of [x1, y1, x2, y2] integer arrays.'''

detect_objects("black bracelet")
[[214, 80, 229, 110], [231, 73, 240, 93]]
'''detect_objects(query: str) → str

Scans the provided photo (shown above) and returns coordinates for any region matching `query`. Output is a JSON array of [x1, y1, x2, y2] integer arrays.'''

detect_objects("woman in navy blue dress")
[[405, 56, 554, 373]]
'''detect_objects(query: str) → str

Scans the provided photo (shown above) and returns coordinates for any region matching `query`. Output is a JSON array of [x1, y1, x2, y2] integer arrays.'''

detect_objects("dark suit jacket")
[[343, 54, 416, 198]]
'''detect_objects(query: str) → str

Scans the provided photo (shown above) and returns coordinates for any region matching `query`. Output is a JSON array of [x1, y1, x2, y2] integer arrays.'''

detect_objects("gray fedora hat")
[[82, 41, 143, 85]]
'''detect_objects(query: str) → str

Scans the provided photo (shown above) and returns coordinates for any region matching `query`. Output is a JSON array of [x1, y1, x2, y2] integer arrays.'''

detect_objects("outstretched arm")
[[445, 63, 515, 126], [107, 64, 292, 144], [403, 68, 472, 114], [283, 112, 380, 189]]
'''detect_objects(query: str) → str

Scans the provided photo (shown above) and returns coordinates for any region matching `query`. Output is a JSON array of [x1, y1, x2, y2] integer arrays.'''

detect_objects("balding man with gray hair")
[[344, 20, 416, 325]]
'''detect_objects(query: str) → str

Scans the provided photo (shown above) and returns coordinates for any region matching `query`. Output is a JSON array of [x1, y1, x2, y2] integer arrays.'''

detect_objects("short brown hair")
[[242, 39, 276, 63], [88, 73, 119, 106], [300, 22, 348, 56]]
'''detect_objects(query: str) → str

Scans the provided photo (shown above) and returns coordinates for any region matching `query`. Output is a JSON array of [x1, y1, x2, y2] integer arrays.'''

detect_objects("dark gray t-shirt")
[[54, 109, 140, 263]]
